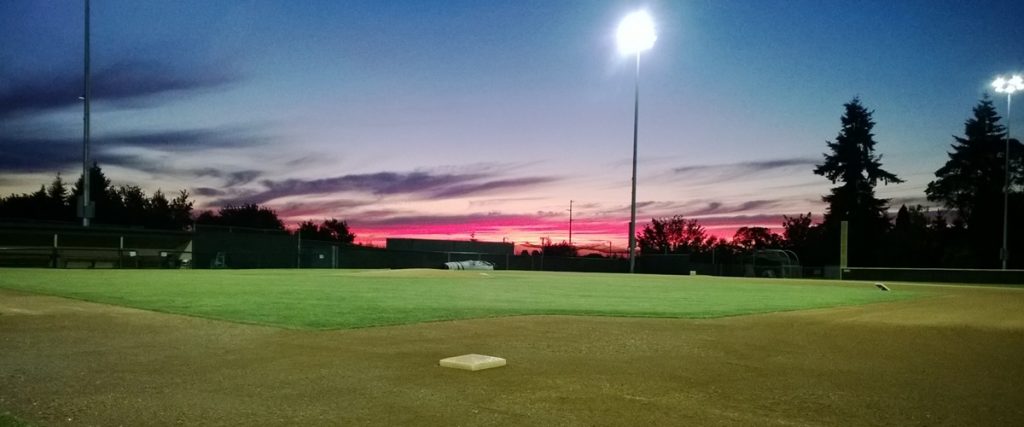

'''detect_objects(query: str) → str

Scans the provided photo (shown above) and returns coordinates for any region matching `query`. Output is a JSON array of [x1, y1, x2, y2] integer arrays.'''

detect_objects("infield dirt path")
[[2, 284, 1023, 426]]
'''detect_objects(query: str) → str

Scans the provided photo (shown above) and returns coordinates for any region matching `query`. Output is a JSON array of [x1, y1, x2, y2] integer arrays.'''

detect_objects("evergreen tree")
[[926, 96, 1023, 267], [880, 205, 937, 267], [814, 98, 903, 265], [71, 162, 117, 223], [1, 167, 194, 230], [169, 190, 194, 230], [46, 173, 68, 204], [0, 181, 69, 222], [44, 174, 73, 221], [115, 185, 149, 226], [147, 190, 172, 229]]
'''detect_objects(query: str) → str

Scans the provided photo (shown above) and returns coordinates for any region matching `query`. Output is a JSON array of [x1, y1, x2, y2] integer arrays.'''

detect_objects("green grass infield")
[[0, 410, 32, 427], [0, 268, 915, 330]]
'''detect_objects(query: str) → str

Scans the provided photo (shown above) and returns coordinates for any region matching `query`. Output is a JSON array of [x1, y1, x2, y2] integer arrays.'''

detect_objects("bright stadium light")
[[617, 10, 657, 274], [992, 75, 1024, 94], [617, 10, 657, 55], [992, 74, 1022, 269]]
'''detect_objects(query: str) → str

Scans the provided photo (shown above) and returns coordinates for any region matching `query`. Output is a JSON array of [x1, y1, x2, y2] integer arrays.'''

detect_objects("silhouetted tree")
[[322, 219, 355, 244], [0, 187, 47, 220], [637, 216, 709, 255], [732, 227, 783, 250], [814, 98, 903, 265], [1, 166, 193, 230], [44, 174, 72, 220], [877, 205, 938, 267], [195, 204, 285, 230], [638, 217, 677, 254], [297, 220, 325, 239], [169, 190, 194, 230], [296, 218, 356, 244], [782, 213, 815, 247], [1, 175, 70, 221], [296, 219, 356, 242], [781, 213, 827, 266], [71, 162, 117, 223], [926, 96, 1023, 267], [542, 241, 577, 257], [114, 184, 148, 226]]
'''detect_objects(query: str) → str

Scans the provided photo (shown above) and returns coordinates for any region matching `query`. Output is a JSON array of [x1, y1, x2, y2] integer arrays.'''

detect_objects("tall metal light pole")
[[616, 10, 656, 273], [992, 74, 1023, 269], [81, 0, 92, 227], [568, 200, 573, 245]]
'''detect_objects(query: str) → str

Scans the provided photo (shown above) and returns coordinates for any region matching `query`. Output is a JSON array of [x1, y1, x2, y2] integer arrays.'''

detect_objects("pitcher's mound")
[[439, 354, 506, 371]]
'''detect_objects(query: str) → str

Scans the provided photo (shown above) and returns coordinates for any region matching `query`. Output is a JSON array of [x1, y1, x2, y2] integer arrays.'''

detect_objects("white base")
[[439, 354, 507, 371]]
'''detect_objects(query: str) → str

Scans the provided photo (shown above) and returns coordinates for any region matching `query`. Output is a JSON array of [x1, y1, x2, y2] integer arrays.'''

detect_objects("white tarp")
[[443, 260, 495, 270]]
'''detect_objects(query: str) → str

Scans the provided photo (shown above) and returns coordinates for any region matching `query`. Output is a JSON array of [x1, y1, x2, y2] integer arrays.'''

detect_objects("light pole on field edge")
[[992, 74, 1023, 270], [617, 10, 656, 273], [81, 0, 92, 227]]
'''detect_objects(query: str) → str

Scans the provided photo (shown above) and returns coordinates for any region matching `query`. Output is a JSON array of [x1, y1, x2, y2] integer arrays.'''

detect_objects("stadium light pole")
[[992, 74, 1024, 270], [617, 10, 656, 273], [81, 0, 92, 227]]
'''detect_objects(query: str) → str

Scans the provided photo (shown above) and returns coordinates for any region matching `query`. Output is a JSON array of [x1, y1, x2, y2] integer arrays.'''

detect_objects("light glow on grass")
[[0, 269, 914, 330]]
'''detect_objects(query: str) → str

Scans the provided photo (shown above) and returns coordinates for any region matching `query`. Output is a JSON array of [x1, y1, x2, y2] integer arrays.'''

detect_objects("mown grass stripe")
[[0, 269, 915, 330]]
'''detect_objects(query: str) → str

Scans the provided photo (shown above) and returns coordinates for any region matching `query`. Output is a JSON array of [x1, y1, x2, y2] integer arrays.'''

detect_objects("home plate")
[[439, 354, 507, 371]]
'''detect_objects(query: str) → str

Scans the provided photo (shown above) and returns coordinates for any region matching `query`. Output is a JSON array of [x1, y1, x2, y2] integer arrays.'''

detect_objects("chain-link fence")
[[1, 223, 697, 274]]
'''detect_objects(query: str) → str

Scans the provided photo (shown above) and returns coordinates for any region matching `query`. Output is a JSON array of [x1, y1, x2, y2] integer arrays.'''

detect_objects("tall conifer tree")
[[926, 96, 1023, 267], [814, 98, 903, 265]]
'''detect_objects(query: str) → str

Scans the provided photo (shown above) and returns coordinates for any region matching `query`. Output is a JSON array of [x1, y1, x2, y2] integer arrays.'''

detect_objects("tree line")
[[0, 164, 355, 244], [637, 96, 1023, 269]]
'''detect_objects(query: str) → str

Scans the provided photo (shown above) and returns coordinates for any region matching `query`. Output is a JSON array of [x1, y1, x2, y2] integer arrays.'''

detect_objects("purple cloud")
[[1, 60, 236, 117], [211, 171, 560, 206]]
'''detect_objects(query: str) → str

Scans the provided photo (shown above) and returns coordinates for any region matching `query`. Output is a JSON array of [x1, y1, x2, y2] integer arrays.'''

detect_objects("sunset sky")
[[2, 0, 1022, 250]]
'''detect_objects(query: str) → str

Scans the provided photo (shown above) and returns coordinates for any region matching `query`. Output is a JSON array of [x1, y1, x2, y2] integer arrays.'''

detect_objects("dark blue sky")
[[2, 0, 1022, 245]]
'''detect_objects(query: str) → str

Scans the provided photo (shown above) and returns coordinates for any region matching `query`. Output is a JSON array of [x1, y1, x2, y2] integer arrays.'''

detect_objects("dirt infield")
[[2, 283, 1023, 426]]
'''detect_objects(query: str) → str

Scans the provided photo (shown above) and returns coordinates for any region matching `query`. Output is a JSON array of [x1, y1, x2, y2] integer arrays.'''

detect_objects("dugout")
[[0, 222, 192, 268]]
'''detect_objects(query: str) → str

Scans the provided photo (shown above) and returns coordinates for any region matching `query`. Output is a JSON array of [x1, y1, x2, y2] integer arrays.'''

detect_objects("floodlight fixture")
[[993, 75, 1024, 94], [617, 10, 657, 55]]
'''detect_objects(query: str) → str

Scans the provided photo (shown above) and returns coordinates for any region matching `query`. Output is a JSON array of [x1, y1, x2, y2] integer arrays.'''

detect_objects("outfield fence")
[[841, 267, 1024, 285], [0, 223, 693, 274], [7, 222, 1018, 283]]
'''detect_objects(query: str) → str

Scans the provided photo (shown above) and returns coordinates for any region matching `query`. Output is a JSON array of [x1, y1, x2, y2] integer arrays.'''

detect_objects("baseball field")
[[1, 268, 1021, 425]]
